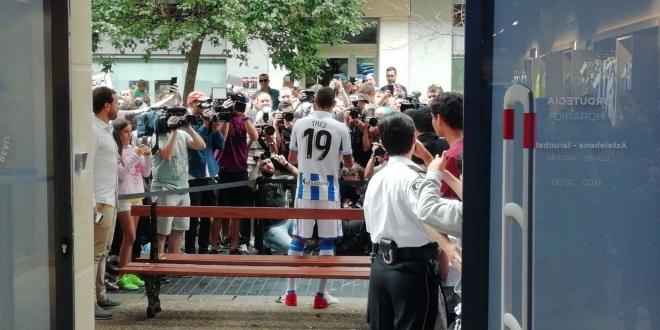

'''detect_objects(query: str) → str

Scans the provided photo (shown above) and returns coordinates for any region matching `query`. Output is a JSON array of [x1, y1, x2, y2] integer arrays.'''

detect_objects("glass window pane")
[[488, 1, 660, 329]]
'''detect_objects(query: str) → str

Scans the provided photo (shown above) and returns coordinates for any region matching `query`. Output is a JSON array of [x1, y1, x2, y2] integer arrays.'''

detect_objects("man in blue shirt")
[[185, 91, 225, 254], [258, 73, 280, 109]]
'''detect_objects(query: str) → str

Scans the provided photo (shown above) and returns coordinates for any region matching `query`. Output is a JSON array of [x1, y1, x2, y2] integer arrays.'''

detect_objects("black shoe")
[[160, 276, 171, 284], [229, 248, 241, 255], [198, 248, 210, 254], [95, 304, 113, 320], [98, 298, 121, 309]]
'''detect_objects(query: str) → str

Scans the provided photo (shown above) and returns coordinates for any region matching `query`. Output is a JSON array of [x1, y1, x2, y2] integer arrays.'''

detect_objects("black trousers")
[[368, 254, 439, 330], [185, 178, 217, 254]]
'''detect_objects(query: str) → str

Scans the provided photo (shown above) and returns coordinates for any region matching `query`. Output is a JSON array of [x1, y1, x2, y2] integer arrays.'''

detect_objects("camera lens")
[[350, 109, 359, 119], [283, 112, 294, 122], [368, 117, 378, 127], [264, 125, 276, 136]]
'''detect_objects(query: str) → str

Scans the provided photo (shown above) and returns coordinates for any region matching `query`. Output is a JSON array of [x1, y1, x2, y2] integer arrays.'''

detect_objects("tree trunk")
[[183, 37, 204, 104]]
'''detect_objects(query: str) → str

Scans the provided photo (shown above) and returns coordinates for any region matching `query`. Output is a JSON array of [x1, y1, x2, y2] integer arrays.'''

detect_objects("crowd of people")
[[91, 68, 465, 329]]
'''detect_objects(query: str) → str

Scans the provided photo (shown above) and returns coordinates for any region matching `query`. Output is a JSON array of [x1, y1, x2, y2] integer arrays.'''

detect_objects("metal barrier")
[[501, 84, 535, 330]]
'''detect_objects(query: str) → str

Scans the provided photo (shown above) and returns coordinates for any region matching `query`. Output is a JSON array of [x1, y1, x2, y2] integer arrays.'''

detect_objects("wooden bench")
[[124, 204, 369, 318]]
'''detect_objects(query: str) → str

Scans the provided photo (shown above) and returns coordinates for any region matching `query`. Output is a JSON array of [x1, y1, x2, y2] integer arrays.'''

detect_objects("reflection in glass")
[[489, 1, 659, 329]]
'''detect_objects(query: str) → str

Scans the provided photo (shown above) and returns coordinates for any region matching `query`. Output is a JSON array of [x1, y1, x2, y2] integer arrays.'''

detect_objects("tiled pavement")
[[116, 276, 369, 298], [115, 250, 369, 298]]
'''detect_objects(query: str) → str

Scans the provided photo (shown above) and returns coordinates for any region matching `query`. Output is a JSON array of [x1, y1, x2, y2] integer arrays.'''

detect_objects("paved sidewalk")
[[114, 276, 369, 298], [97, 294, 368, 329]]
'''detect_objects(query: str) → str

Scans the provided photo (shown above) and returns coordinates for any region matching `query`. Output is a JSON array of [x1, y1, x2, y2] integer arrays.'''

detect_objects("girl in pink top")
[[112, 118, 151, 290]]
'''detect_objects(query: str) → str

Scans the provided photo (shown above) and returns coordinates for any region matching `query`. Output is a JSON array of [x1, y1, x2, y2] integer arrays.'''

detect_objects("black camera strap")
[[256, 136, 270, 151]]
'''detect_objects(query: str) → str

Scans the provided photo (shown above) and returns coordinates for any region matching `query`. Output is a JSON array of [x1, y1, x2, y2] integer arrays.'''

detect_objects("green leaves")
[[92, 0, 366, 78]]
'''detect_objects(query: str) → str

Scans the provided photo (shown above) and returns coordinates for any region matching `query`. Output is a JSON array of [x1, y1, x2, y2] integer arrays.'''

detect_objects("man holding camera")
[[273, 101, 296, 159], [283, 87, 354, 309], [249, 154, 298, 254], [150, 109, 206, 254], [216, 95, 259, 255], [183, 91, 225, 254], [249, 92, 279, 174]]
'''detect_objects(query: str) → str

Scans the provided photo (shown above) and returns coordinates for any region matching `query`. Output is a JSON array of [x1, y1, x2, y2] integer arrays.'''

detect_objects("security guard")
[[364, 112, 441, 330]]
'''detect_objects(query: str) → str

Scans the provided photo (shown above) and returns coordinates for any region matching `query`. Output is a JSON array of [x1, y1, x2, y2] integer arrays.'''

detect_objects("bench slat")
[[130, 206, 364, 220], [135, 254, 371, 267], [122, 262, 371, 279]]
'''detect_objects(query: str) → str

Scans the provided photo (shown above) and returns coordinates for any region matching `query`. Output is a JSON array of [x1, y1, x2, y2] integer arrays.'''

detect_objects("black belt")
[[372, 240, 438, 264]]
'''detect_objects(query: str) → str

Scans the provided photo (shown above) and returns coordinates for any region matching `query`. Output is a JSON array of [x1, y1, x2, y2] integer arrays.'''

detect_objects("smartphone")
[[94, 212, 103, 224], [170, 76, 177, 85], [212, 86, 227, 99], [141, 136, 149, 145], [386, 84, 394, 94]]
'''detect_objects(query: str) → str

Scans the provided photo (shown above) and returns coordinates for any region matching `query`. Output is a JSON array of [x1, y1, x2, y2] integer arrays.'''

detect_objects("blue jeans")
[[264, 220, 293, 254]]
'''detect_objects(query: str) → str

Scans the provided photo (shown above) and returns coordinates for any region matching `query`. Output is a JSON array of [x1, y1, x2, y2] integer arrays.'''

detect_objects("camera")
[[368, 117, 378, 127], [349, 108, 360, 119], [260, 151, 272, 160], [301, 89, 315, 103], [283, 112, 294, 122], [374, 145, 386, 157], [210, 91, 248, 121], [259, 125, 276, 136], [399, 91, 426, 112], [152, 107, 203, 134]]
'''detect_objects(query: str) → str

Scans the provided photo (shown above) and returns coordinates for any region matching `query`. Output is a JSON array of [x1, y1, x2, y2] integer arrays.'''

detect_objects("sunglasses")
[[259, 79, 269, 82]]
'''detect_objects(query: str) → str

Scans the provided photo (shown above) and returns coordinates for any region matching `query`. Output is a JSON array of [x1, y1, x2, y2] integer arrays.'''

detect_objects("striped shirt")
[[290, 111, 352, 201]]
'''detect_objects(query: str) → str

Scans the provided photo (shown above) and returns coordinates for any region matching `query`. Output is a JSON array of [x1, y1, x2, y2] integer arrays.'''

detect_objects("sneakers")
[[239, 244, 249, 254], [126, 274, 145, 287], [117, 275, 139, 291], [313, 294, 328, 309], [97, 298, 121, 309], [95, 304, 113, 320], [324, 291, 339, 306], [276, 291, 336, 308], [284, 291, 298, 306]]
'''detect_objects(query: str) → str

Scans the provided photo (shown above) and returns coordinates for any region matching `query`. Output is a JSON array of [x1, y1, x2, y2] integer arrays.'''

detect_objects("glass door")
[[0, 1, 73, 328], [465, 0, 659, 329]]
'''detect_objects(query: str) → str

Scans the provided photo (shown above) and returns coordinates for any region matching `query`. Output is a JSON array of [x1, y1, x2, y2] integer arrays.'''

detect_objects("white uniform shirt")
[[93, 116, 119, 206], [290, 111, 352, 201], [363, 156, 434, 248]]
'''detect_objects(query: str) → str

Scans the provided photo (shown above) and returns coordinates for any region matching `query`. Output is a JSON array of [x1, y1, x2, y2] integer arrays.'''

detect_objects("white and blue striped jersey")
[[290, 111, 352, 201]]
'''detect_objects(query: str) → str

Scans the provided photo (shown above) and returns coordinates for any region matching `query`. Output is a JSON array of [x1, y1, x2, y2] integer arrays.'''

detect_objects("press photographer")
[[183, 91, 225, 254], [248, 154, 298, 254], [214, 94, 258, 255], [273, 101, 295, 159], [150, 104, 206, 255]]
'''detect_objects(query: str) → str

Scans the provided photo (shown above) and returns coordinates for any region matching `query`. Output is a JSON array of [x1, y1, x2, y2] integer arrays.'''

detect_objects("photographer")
[[248, 92, 279, 174], [294, 84, 321, 120], [248, 154, 298, 254], [342, 103, 373, 167], [150, 107, 206, 255], [273, 101, 296, 159], [215, 96, 258, 255], [184, 91, 225, 254]]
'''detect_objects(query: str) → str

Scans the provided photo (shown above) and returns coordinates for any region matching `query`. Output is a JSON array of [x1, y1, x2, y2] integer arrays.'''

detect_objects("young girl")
[[112, 118, 151, 290]]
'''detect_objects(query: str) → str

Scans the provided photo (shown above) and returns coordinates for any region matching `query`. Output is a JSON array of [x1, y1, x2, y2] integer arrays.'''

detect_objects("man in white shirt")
[[283, 87, 354, 309], [364, 112, 457, 330], [92, 86, 121, 319]]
